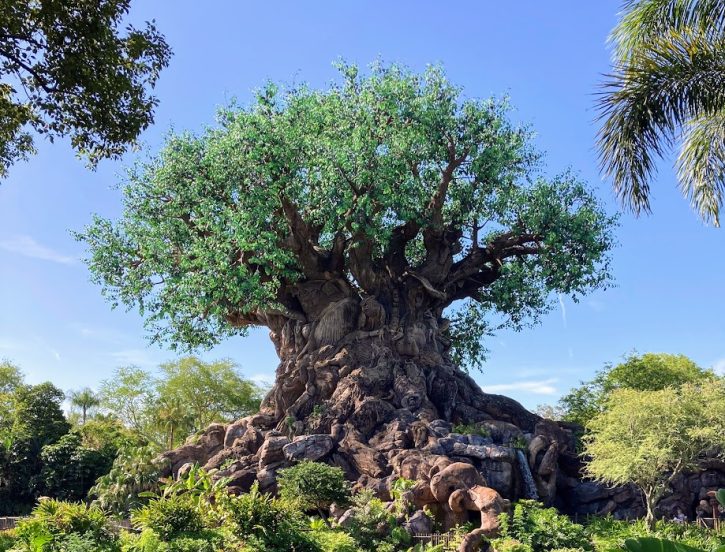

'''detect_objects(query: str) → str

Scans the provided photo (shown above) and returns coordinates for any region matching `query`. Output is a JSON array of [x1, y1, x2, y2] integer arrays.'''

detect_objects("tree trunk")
[[259, 289, 538, 436]]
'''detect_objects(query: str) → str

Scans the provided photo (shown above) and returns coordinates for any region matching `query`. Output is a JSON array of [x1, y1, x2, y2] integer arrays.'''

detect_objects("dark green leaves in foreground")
[[0, 0, 171, 176], [625, 537, 725, 552]]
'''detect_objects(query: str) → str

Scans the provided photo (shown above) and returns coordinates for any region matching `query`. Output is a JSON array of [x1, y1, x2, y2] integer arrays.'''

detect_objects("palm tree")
[[154, 397, 192, 450], [68, 387, 100, 424], [598, 0, 725, 225]]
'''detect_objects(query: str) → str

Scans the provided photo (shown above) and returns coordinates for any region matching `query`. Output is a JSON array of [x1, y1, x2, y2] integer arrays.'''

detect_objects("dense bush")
[[131, 495, 203, 540], [13, 499, 118, 551], [119, 528, 225, 552], [496, 500, 592, 552], [277, 461, 350, 515], [219, 483, 319, 551], [585, 516, 725, 552], [89, 444, 162, 516], [0, 532, 16, 552], [308, 528, 358, 552]]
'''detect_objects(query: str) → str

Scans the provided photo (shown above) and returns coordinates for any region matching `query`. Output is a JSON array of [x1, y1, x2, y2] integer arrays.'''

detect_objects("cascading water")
[[516, 448, 539, 500]]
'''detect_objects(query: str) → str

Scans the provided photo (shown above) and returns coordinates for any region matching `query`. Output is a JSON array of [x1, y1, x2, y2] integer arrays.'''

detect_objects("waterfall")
[[516, 448, 539, 500]]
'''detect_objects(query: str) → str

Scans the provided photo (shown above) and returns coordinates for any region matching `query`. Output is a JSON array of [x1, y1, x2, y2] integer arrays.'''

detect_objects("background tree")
[[68, 387, 100, 424], [156, 357, 264, 434], [80, 63, 616, 432], [98, 365, 156, 435], [154, 395, 193, 449], [598, 0, 725, 225], [0, 359, 23, 436], [0, 0, 171, 177], [0, 381, 70, 513], [584, 381, 725, 528], [559, 352, 715, 427]]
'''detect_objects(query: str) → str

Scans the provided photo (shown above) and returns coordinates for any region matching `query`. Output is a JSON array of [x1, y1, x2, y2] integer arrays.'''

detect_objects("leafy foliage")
[[598, 0, 725, 225], [584, 381, 725, 526], [79, 62, 616, 369], [89, 444, 162, 517], [0, 0, 171, 177], [559, 353, 714, 427], [0, 381, 70, 513], [585, 516, 725, 552], [451, 422, 491, 438], [131, 495, 203, 541], [38, 433, 114, 501], [218, 483, 319, 551], [67, 389, 101, 424], [496, 500, 592, 552], [155, 357, 263, 435], [277, 461, 350, 514], [13, 499, 118, 552], [98, 358, 264, 448]]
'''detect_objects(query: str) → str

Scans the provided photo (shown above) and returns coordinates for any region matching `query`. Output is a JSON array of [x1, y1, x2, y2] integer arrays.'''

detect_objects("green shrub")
[[14, 499, 117, 551], [622, 537, 709, 552], [498, 500, 592, 552], [277, 461, 350, 515], [0, 531, 16, 552], [131, 495, 203, 541], [309, 528, 357, 552], [491, 538, 533, 552], [585, 517, 725, 551], [219, 483, 319, 552], [89, 445, 162, 517]]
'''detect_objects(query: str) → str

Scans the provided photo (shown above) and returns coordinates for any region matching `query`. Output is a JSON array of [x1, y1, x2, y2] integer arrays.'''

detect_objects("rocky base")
[[159, 328, 725, 548]]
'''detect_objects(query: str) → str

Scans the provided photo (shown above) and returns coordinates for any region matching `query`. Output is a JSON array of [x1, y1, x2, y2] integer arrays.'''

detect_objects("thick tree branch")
[[279, 195, 328, 279]]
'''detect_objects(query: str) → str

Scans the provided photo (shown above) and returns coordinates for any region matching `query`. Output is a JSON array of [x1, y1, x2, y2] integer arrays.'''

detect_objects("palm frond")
[[677, 108, 725, 225], [612, 0, 725, 62], [597, 28, 725, 216]]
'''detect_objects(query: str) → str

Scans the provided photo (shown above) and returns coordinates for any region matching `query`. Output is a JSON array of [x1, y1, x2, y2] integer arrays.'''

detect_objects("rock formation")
[[160, 292, 725, 547]]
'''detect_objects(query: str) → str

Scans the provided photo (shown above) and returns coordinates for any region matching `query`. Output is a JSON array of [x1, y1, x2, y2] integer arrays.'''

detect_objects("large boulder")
[[283, 434, 335, 462]]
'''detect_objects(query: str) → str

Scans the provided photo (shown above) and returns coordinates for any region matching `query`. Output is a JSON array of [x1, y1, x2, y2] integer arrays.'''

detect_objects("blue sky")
[[1, 1, 723, 410]]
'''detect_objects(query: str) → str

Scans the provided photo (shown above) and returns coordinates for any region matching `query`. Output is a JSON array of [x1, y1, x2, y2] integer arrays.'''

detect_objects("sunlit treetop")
[[80, 62, 617, 370]]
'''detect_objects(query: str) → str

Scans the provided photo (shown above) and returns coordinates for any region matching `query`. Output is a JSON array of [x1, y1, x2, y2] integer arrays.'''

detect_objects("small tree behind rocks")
[[584, 381, 725, 529]]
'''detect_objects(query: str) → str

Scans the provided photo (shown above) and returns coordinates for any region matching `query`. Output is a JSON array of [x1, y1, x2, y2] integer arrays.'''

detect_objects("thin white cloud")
[[0, 235, 76, 264], [483, 378, 558, 395], [50, 348, 61, 361], [558, 294, 567, 327]]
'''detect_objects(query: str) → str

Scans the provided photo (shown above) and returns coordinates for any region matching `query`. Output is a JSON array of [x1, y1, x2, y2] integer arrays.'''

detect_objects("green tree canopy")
[[98, 365, 156, 434], [0, 0, 171, 177], [98, 358, 264, 448], [559, 352, 715, 427], [80, 63, 616, 370], [156, 357, 264, 433], [598, 0, 725, 225], [584, 380, 725, 527], [0, 360, 23, 393]]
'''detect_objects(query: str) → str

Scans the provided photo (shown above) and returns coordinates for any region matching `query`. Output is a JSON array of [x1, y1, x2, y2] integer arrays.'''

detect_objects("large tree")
[[80, 64, 615, 435], [0, 0, 171, 177], [598, 0, 725, 225]]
